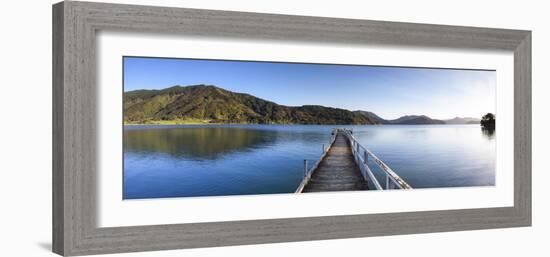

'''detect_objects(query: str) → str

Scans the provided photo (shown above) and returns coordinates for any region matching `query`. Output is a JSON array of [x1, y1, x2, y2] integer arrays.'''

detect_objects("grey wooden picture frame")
[[52, 1, 531, 256]]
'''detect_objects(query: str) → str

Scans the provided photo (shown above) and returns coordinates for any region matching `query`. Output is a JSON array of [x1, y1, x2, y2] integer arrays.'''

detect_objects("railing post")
[[304, 159, 308, 178], [322, 144, 325, 153], [364, 151, 368, 164], [386, 175, 390, 189]]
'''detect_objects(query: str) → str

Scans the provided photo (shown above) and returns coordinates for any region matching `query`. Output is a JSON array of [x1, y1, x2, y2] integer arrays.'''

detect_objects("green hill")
[[124, 85, 377, 125], [386, 115, 445, 125]]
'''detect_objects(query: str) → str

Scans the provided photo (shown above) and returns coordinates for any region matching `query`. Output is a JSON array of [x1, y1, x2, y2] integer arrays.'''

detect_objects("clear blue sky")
[[124, 57, 495, 120]]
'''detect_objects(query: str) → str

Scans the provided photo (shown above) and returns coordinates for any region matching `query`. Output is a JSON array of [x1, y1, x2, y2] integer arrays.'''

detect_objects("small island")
[[480, 113, 496, 129]]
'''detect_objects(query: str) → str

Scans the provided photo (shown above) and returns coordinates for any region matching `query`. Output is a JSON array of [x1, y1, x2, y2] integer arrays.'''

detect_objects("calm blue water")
[[123, 124, 495, 199]]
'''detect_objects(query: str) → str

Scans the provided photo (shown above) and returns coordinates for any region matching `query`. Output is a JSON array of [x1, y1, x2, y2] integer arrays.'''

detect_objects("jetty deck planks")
[[302, 131, 368, 192]]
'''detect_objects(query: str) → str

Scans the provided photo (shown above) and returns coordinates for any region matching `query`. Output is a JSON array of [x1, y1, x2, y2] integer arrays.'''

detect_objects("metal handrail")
[[295, 131, 338, 193], [339, 129, 412, 190], [295, 128, 412, 192]]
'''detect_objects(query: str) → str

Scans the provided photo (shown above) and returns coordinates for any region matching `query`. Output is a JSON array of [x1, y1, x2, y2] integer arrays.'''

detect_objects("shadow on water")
[[124, 126, 280, 160]]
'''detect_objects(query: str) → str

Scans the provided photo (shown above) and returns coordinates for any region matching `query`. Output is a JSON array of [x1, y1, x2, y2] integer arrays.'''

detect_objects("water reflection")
[[124, 124, 496, 199], [481, 127, 495, 139], [124, 126, 279, 160], [351, 124, 496, 188]]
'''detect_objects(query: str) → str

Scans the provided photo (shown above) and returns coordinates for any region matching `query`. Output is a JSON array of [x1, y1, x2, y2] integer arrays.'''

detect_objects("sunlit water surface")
[[123, 124, 495, 199]]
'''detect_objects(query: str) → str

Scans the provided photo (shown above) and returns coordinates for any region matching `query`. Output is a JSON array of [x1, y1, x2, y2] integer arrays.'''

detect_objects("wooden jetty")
[[296, 129, 412, 193]]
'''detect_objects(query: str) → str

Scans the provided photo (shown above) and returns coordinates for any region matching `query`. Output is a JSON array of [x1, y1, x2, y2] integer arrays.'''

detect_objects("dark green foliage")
[[124, 85, 377, 125], [353, 111, 389, 124], [480, 113, 495, 129]]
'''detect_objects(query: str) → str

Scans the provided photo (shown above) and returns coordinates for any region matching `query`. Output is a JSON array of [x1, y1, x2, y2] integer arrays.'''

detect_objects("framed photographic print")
[[52, 1, 531, 256]]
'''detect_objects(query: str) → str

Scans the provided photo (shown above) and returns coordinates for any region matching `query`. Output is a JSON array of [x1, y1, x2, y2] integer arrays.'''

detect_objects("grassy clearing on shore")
[[124, 118, 214, 125]]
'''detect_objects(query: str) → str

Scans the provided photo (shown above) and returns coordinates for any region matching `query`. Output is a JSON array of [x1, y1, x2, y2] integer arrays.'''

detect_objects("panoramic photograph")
[[123, 56, 496, 200]]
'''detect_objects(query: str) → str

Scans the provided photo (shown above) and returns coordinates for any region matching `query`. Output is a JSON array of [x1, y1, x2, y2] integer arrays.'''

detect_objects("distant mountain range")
[[443, 117, 481, 124], [124, 85, 481, 125], [353, 111, 447, 125]]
